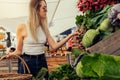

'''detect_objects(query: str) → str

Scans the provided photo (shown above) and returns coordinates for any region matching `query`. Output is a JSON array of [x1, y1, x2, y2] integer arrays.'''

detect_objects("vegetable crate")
[[88, 29, 120, 55], [46, 52, 72, 72]]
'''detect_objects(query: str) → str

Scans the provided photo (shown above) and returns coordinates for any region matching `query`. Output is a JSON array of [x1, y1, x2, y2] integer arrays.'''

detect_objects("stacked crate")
[[0, 58, 18, 73]]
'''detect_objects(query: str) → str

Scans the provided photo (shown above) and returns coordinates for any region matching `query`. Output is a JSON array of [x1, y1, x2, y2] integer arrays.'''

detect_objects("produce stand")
[[75, 30, 120, 80], [88, 29, 120, 55]]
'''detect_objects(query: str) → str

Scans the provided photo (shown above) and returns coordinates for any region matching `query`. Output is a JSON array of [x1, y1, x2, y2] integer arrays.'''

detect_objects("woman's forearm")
[[52, 34, 73, 51], [48, 29, 80, 51], [12, 50, 22, 55]]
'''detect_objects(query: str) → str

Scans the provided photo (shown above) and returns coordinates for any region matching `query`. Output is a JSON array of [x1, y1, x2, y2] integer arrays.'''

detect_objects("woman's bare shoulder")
[[16, 23, 27, 37], [17, 23, 26, 31]]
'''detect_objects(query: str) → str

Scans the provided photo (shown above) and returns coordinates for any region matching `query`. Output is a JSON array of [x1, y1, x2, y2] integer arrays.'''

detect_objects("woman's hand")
[[6, 52, 15, 59], [6, 48, 15, 59], [70, 28, 81, 37]]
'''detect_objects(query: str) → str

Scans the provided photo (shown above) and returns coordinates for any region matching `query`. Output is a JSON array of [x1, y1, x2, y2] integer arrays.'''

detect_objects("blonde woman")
[[7, 0, 79, 79]]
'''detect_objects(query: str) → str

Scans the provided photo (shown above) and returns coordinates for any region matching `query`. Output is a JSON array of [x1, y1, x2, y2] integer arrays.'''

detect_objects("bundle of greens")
[[49, 64, 80, 80], [76, 53, 120, 80]]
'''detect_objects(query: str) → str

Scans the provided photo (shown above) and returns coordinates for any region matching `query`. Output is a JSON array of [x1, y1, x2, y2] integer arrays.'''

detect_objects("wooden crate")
[[88, 30, 120, 55], [0, 59, 18, 73], [46, 53, 72, 72]]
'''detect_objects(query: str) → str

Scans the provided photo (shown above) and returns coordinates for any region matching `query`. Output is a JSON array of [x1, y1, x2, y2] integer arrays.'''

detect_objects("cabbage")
[[76, 61, 83, 77], [82, 29, 100, 47], [76, 53, 120, 79], [99, 18, 111, 32]]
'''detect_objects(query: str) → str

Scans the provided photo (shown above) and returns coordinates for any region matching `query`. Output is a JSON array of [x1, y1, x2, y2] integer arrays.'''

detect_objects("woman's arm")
[[6, 24, 25, 56], [47, 30, 80, 52]]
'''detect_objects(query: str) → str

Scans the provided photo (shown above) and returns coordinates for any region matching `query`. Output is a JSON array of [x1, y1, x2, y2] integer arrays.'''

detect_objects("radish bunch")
[[77, 0, 118, 13]]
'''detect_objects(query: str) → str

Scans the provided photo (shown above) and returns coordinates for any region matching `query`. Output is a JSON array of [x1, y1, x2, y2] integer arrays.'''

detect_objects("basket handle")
[[0, 54, 31, 74]]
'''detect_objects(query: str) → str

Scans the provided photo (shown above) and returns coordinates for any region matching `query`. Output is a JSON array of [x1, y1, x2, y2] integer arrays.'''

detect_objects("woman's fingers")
[[6, 52, 15, 59], [74, 30, 81, 35]]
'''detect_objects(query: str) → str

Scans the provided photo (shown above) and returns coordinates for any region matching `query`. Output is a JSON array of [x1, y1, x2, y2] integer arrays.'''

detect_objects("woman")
[[6, 0, 79, 79]]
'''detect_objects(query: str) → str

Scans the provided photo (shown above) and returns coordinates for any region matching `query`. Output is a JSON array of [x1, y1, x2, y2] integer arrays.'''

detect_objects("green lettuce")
[[76, 53, 120, 80]]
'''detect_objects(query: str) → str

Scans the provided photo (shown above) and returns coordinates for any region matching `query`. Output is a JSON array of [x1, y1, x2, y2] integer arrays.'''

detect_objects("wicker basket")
[[0, 54, 32, 80]]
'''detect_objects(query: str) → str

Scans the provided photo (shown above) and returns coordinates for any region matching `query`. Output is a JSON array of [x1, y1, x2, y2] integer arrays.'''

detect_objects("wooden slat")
[[47, 61, 67, 65], [0, 59, 18, 67], [0, 67, 18, 70], [113, 49, 120, 56], [46, 56, 67, 62]]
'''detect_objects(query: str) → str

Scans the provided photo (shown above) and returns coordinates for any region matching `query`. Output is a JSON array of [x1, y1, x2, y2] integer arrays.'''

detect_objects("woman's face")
[[39, 1, 47, 19]]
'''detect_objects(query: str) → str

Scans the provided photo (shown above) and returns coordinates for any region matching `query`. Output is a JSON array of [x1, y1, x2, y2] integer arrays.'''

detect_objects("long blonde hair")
[[28, 0, 49, 42]]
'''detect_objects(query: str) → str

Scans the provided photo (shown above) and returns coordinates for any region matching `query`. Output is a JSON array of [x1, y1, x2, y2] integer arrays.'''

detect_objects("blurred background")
[[0, 0, 80, 36]]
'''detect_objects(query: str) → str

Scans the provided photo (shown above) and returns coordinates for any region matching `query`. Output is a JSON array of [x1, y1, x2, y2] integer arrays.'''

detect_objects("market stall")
[[0, 0, 120, 80]]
